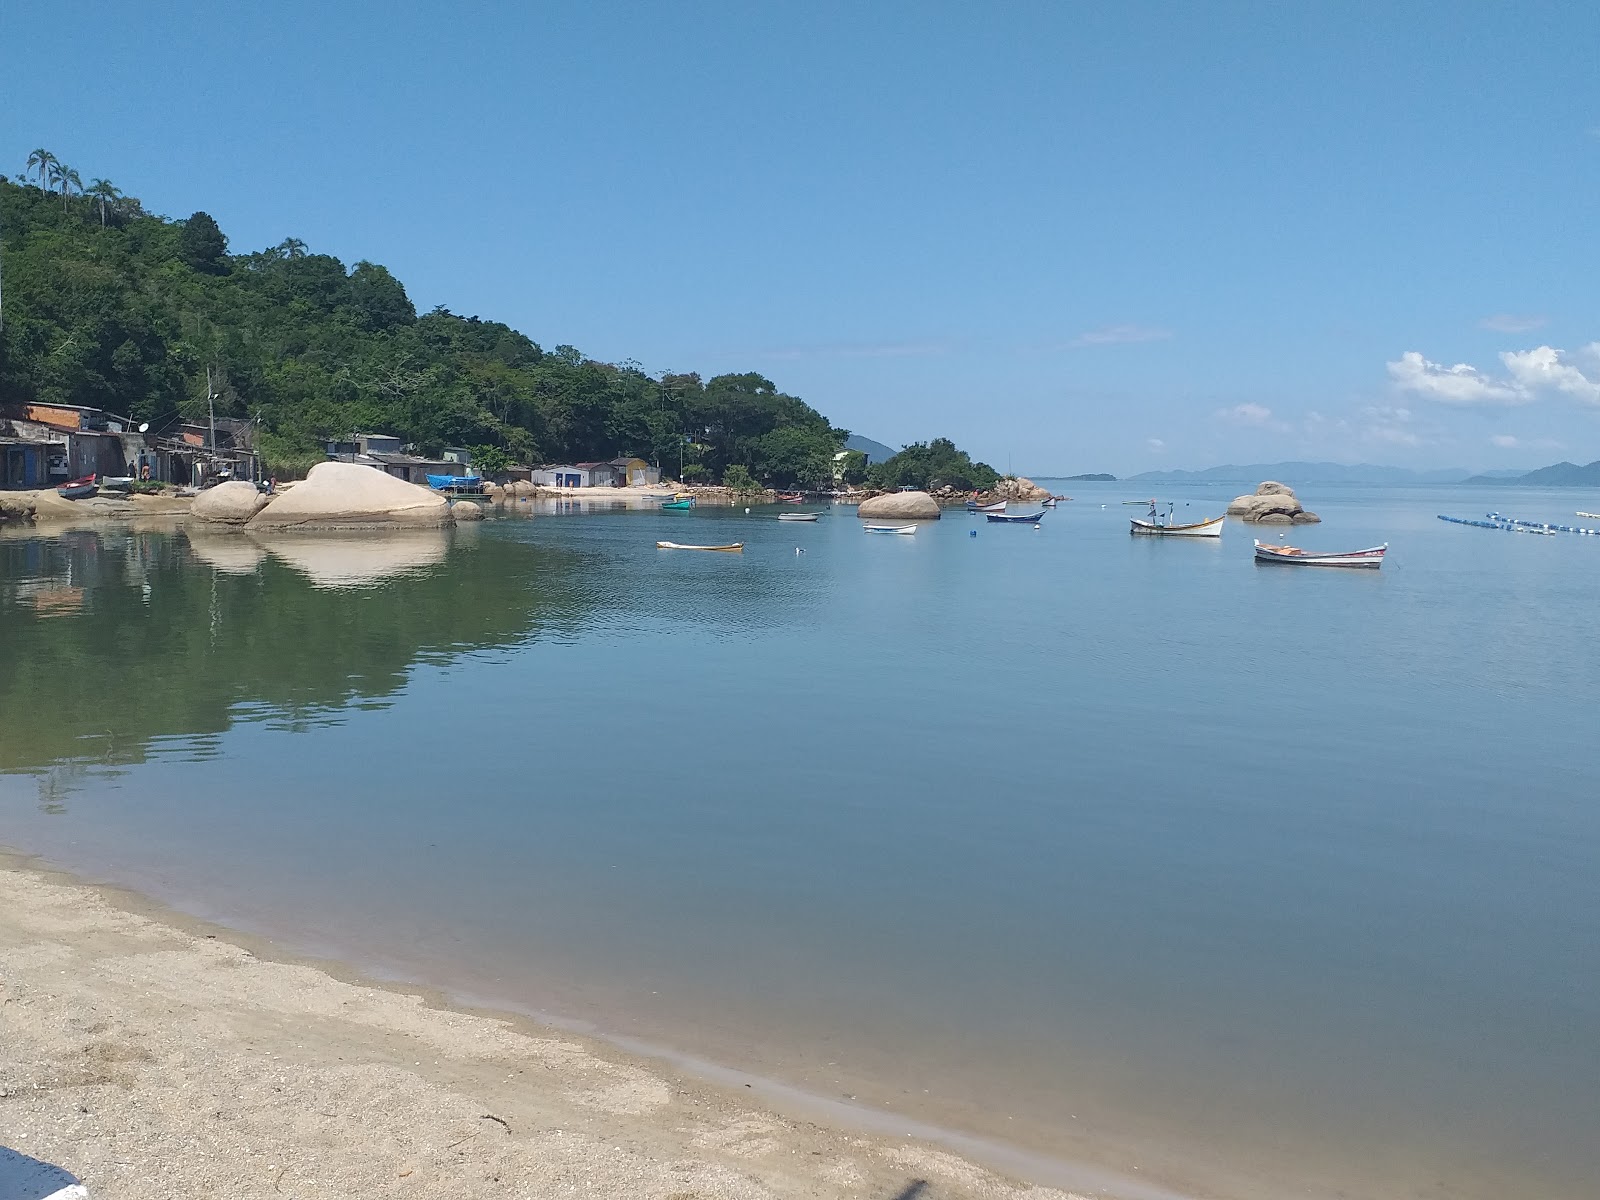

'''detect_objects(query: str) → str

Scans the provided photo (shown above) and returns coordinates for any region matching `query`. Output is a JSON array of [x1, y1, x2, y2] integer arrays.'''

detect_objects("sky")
[[6, 0, 1599, 474]]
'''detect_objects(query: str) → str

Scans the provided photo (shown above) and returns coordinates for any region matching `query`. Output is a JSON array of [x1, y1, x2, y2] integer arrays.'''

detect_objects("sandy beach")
[[0, 858, 1120, 1200]]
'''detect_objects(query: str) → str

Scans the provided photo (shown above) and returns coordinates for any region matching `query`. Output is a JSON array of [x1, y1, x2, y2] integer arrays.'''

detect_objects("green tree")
[[26, 148, 56, 192], [839, 449, 869, 485], [867, 439, 998, 492], [470, 444, 510, 477], [180, 211, 229, 273], [87, 179, 121, 227], [51, 163, 81, 209], [722, 464, 759, 492]]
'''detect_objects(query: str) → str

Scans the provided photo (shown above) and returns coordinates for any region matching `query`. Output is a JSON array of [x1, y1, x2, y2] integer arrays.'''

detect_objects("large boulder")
[[246, 461, 453, 530], [991, 476, 1053, 503], [452, 500, 484, 521], [190, 480, 269, 524], [859, 491, 941, 519], [1227, 481, 1308, 523], [0, 492, 37, 522]]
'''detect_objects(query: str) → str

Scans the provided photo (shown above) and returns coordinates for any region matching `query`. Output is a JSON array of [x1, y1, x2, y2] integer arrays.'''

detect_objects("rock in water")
[[1227, 481, 1309, 523], [190, 480, 270, 524], [858, 491, 941, 519], [452, 500, 484, 521], [992, 476, 1053, 502], [247, 461, 453, 530]]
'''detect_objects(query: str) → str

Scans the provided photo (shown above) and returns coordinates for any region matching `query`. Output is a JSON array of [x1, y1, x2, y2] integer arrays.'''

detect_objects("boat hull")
[[965, 500, 1007, 513], [986, 511, 1045, 523], [1130, 516, 1223, 537], [1253, 540, 1386, 568], [864, 524, 916, 534], [56, 476, 98, 500], [656, 541, 742, 552], [659, 499, 694, 510], [777, 513, 819, 521]]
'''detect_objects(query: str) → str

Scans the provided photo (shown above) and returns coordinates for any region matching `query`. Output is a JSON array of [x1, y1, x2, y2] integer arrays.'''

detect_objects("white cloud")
[[1071, 324, 1173, 347], [1146, 438, 1167, 452], [1387, 351, 1529, 405], [1215, 402, 1276, 426], [1490, 434, 1521, 448], [1500, 344, 1600, 405], [1362, 405, 1423, 447], [1489, 433, 1563, 451], [1479, 314, 1546, 334]]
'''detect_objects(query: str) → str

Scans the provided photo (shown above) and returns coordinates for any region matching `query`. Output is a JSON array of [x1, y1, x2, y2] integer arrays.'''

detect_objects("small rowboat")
[[1578, 512, 1600, 520], [1130, 515, 1224, 538], [57, 474, 98, 499], [864, 524, 916, 534], [777, 512, 822, 521], [1253, 540, 1387, 568], [656, 541, 743, 552], [965, 499, 1006, 512], [987, 510, 1044, 523], [778, 493, 806, 503], [660, 498, 695, 510], [426, 473, 485, 493]]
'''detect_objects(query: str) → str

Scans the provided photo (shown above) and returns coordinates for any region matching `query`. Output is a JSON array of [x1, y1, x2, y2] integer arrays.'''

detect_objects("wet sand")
[[0, 857, 1142, 1200]]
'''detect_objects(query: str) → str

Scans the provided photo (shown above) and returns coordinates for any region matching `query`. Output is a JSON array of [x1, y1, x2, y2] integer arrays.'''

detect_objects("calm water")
[[2, 484, 1597, 1199]]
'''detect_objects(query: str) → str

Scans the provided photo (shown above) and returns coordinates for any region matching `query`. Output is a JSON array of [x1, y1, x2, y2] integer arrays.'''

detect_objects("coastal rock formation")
[[0, 493, 37, 522], [487, 484, 507, 503], [190, 480, 269, 524], [1226, 481, 1320, 524], [246, 461, 453, 530], [452, 500, 484, 520], [991, 476, 1053, 503], [858, 490, 940, 519]]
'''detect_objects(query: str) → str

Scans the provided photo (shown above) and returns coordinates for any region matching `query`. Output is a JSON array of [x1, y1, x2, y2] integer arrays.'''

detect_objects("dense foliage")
[[865, 438, 999, 492], [0, 162, 850, 484]]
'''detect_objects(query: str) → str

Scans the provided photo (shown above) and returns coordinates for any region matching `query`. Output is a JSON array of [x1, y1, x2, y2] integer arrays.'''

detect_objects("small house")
[[531, 465, 589, 488], [576, 462, 622, 487], [609, 457, 659, 486]]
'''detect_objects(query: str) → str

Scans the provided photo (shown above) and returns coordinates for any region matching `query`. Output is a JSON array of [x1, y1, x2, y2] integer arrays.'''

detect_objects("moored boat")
[[777, 512, 822, 521], [660, 498, 695, 510], [426, 473, 485, 493], [1578, 512, 1600, 520], [965, 499, 1006, 512], [864, 523, 916, 534], [1130, 515, 1224, 538], [656, 541, 742, 552], [986, 510, 1045, 523], [1253, 540, 1387, 568], [56, 475, 98, 500]]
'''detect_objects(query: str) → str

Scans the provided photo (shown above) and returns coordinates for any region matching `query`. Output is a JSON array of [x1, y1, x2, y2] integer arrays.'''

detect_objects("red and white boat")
[[1253, 540, 1387, 568], [56, 474, 99, 500]]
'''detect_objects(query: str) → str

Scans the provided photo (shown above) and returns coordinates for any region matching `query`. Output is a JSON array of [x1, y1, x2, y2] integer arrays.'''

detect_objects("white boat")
[[1577, 512, 1600, 520], [1130, 515, 1224, 538], [864, 524, 916, 535], [656, 541, 743, 552], [777, 512, 821, 522], [1253, 540, 1387, 568]]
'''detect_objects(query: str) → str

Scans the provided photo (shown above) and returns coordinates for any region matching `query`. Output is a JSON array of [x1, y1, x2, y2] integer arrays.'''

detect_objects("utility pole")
[[206, 365, 217, 452]]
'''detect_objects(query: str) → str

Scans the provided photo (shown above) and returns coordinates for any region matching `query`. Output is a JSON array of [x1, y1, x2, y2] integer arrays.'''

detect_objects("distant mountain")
[[1059, 473, 1117, 481], [1129, 461, 1497, 485], [844, 434, 898, 464], [1465, 460, 1600, 486]]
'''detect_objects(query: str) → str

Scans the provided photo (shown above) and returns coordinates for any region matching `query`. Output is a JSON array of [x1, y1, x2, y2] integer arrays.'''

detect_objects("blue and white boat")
[[986, 510, 1045, 523]]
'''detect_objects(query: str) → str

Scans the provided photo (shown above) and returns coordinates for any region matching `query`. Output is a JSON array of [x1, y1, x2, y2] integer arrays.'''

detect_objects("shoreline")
[[0, 849, 1177, 1200]]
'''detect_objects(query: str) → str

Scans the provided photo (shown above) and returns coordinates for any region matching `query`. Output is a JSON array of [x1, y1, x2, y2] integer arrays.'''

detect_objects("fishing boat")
[[56, 475, 98, 500], [100, 476, 136, 494], [777, 512, 821, 522], [426, 473, 485, 493], [656, 541, 743, 552], [660, 497, 695, 510], [778, 492, 806, 503], [987, 510, 1045, 523], [1253, 540, 1387, 568], [965, 499, 1006, 512], [864, 524, 916, 534], [1130, 514, 1224, 538]]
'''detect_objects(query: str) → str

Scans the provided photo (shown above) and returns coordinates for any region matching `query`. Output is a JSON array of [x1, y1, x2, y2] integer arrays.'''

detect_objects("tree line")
[[1, 155, 996, 490]]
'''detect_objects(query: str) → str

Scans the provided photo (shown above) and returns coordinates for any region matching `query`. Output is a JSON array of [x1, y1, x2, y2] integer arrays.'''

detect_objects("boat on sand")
[[656, 541, 742, 552], [56, 475, 99, 499], [1253, 540, 1386, 568]]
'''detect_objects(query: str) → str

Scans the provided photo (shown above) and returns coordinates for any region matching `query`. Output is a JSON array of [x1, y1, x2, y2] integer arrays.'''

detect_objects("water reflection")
[[0, 526, 579, 780]]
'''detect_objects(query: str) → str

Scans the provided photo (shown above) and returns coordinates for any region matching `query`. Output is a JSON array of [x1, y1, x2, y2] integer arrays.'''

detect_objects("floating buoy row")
[[1485, 512, 1600, 536], [1437, 515, 1554, 535]]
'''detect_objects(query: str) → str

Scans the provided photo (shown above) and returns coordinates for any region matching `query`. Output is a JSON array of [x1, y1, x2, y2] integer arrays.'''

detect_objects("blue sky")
[[7, 1, 1598, 473]]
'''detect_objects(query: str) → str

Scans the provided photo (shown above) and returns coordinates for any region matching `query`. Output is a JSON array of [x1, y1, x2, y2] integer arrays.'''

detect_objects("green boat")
[[660, 498, 694, 510]]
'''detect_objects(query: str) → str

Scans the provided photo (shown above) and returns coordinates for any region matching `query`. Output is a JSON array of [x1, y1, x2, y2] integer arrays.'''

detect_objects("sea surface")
[[2, 482, 1597, 1200]]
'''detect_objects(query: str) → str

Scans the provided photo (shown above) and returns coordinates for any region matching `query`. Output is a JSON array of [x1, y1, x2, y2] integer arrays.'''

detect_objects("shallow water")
[[2, 484, 1597, 1199]]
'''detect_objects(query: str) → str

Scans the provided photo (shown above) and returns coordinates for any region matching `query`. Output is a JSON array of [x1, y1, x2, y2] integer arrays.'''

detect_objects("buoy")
[[744, 507, 750, 514], [969, 529, 977, 538]]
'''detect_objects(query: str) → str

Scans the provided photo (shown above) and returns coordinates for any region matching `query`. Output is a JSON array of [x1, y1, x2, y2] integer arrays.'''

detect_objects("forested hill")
[[0, 165, 847, 484]]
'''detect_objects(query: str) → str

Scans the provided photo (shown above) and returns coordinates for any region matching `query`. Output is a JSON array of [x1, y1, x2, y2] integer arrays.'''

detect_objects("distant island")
[[1465, 461, 1600, 486], [1129, 461, 1530, 485], [1060, 473, 1117, 482]]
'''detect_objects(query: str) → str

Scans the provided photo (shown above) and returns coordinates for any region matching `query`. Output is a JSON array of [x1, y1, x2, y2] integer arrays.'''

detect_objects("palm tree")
[[26, 148, 57, 192], [87, 179, 121, 227], [278, 237, 308, 259], [51, 163, 81, 209]]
